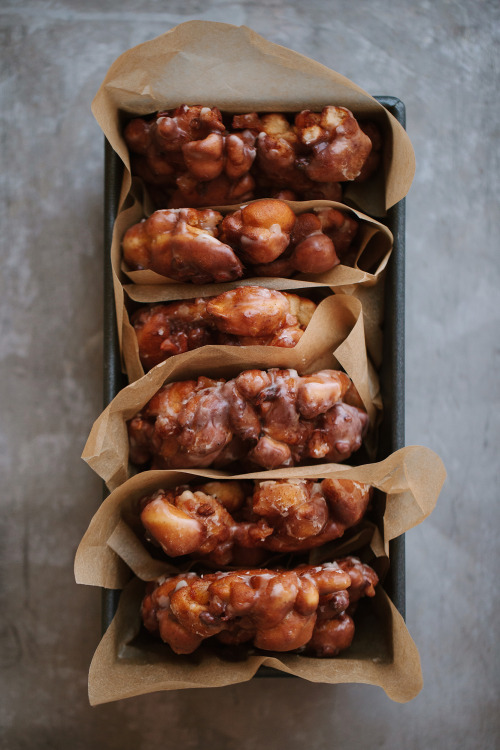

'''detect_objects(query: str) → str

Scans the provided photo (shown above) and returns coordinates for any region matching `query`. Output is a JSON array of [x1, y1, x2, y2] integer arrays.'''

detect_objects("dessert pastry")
[[233, 106, 377, 201], [122, 199, 359, 282], [122, 207, 243, 283], [131, 287, 317, 370], [141, 557, 378, 655], [124, 104, 381, 208], [139, 478, 372, 565], [124, 104, 256, 208], [127, 367, 369, 471]]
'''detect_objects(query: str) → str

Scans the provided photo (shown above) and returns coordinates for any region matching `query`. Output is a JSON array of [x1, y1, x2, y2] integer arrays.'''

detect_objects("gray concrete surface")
[[1, 1, 499, 748]]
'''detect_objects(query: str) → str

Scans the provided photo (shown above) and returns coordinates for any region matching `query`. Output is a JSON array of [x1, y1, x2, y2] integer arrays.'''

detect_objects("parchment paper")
[[92, 21, 415, 217], [87, 576, 422, 704], [75, 446, 446, 590]]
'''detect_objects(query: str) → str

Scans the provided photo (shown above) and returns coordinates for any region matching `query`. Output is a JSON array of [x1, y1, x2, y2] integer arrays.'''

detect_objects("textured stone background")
[[1, 1, 499, 748]]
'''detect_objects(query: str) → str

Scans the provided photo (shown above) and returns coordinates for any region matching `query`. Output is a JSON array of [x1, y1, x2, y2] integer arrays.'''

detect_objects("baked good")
[[139, 478, 372, 565], [141, 557, 378, 655], [127, 368, 368, 471], [123, 104, 381, 208], [131, 287, 317, 370], [122, 199, 359, 282]]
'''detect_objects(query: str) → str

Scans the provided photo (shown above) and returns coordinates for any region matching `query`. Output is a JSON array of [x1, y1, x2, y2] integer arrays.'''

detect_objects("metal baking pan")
[[100, 96, 407, 672]]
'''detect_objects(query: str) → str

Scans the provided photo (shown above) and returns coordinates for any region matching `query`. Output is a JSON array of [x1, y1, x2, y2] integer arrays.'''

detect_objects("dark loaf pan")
[[100, 96, 407, 677]]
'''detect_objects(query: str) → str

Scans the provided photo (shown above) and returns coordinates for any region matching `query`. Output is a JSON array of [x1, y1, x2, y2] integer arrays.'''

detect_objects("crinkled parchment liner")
[[119, 198, 392, 287], [82, 294, 379, 491], [115, 194, 393, 379], [75, 446, 445, 589], [87, 577, 415, 704], [91, 20, 415, 218], [74, 447, 445, 705]]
